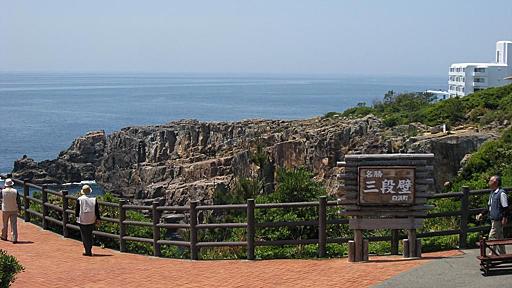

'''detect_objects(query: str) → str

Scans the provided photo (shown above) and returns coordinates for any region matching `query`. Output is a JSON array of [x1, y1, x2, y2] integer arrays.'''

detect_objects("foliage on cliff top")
[[326, 84, 512, 128], [451, 127, 512, 190]]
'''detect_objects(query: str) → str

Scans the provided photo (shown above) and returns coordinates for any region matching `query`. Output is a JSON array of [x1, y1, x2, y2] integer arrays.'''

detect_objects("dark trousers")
[[79, 224, 95, 255]]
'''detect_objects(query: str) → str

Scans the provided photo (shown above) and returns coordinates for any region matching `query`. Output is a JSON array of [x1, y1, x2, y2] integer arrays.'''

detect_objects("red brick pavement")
[[0, 215, 462, 288]]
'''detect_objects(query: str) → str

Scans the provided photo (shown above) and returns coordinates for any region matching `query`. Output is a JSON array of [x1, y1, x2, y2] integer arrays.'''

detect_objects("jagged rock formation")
[[13, 131, 106, 184], [96, 116, 405, 204], [12, 117, 497, 205], [403, 129, 496, 190]]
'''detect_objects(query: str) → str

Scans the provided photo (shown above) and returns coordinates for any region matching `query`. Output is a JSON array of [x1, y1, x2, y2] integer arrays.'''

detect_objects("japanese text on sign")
[[358, 167, 415, 205]]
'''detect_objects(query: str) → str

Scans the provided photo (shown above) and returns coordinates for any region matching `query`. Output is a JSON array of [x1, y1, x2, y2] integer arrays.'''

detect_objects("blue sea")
[[0, 72, 446, 174]]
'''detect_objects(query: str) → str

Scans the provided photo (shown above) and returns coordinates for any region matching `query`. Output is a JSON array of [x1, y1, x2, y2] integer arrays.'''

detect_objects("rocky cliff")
[[12, 116, 496, 205], [13, 131, 106, 184]]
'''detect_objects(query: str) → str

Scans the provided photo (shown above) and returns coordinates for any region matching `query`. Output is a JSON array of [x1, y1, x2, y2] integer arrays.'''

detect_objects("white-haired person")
[[75, 185, 101, 256], [1, 178, 20, 243], [477, 175, 509, 254]]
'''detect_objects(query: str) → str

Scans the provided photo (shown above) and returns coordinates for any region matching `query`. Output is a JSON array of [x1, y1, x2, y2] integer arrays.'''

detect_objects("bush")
[[382, 114, 402, 127], [323, 111, 340, 119], [0, 250, 24, 288], [340, 106, 375, 118]]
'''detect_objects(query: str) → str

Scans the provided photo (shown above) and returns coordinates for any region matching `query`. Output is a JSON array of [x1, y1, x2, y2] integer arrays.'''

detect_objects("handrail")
[[196, 204, 246, 211], [255, 202, 319, 209], [0, 173, 501, 260], [156, 206, 190, 212], [123, 204, 152, 211], [97, 201, 118, 208]]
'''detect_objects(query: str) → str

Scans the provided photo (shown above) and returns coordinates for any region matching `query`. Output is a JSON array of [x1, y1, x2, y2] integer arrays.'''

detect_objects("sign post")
[[337, 154, 435, 262]]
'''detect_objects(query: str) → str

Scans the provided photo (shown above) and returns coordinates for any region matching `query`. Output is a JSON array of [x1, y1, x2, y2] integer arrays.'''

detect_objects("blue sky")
[[1, 0, 511, 76]]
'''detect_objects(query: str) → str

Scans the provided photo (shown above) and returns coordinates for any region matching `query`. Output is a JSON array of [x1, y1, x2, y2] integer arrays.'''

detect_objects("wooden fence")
[[0, 174, 499, 260]]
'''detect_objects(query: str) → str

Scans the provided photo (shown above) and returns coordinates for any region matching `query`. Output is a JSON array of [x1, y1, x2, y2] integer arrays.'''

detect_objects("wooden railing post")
[[62, 190, 69, 238], [318, 196, 327, 257], [23, 180, 30, 222], [407, 228, 417, 258], [354, 228, 363, 261], [190, 200, 199, 260], [391, 229, 399, 255], [119, 199, 127, 252], [247, 199, 255, 260], [459, 186, 470, 249], [41, 185, 48, 230], [152, 200, 161, 257]]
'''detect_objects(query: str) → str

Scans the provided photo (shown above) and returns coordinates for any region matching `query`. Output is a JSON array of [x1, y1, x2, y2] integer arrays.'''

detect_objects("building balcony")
[[473, 82, 488, 87], [473, 71, 487, 76]]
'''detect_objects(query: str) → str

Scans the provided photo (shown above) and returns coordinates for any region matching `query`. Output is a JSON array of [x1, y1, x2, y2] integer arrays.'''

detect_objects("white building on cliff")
[[448, 41, 512, 97]]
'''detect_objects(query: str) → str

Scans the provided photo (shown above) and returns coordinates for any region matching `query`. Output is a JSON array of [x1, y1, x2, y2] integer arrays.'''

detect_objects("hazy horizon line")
[[0, 70, 446, 79]]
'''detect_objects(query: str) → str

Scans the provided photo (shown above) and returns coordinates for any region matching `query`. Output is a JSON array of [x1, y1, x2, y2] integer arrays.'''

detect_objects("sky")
[[1, 0, 511, 76]]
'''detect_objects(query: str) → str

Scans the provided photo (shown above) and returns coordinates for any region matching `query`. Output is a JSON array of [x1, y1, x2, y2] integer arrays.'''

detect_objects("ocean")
[[0, 72, 446, 174]]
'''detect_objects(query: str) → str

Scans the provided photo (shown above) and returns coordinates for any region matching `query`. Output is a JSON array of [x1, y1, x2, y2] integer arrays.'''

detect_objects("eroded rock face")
[[94, 118, 377, 203], [12, 131, 106, 184], [11, 117, 497, 204], [404, 131, 496, 190]]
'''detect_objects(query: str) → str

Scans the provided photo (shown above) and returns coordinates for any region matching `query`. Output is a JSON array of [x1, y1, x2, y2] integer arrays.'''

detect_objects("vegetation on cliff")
[[453, 127, 512, 190], [326, 84, 512, 128], [324, 83, 512, 191]]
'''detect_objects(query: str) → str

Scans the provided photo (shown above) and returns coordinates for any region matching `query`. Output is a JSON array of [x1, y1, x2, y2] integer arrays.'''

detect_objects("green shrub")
[[382, 114, 401, 127], [272, 167, 325, 203], [323, 111, 340, 119], [341, 106, 375, 118], [0, 250, 24, 288]]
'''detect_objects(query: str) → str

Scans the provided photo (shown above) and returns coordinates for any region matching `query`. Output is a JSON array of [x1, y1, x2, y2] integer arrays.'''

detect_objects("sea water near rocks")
[[0, 178, 103, 197], [0, 72, 445, 175]]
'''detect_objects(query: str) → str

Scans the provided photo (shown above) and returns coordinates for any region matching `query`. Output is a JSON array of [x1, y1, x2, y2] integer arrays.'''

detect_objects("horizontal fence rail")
[[0, 173, 504, 260]]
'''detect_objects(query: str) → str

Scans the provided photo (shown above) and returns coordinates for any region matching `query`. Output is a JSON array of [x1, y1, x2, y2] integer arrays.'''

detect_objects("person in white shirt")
[[75, 185, 101, 256], [1, 178, 20, 243]]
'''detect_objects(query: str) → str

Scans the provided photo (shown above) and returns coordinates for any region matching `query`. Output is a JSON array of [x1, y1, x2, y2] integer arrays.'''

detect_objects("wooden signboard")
[[358, 166, 415, 205], [337, 154, 434, 261]]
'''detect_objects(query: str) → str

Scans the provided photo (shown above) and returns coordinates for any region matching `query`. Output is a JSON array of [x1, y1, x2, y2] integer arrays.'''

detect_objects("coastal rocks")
[[12, 131, 106, 184], [11, 116, 497, 204], [405, 131, 496, 190]]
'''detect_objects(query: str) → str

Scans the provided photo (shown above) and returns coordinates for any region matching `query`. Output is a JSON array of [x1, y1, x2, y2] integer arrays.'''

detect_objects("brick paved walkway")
[[0, 216, 462, 288]]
